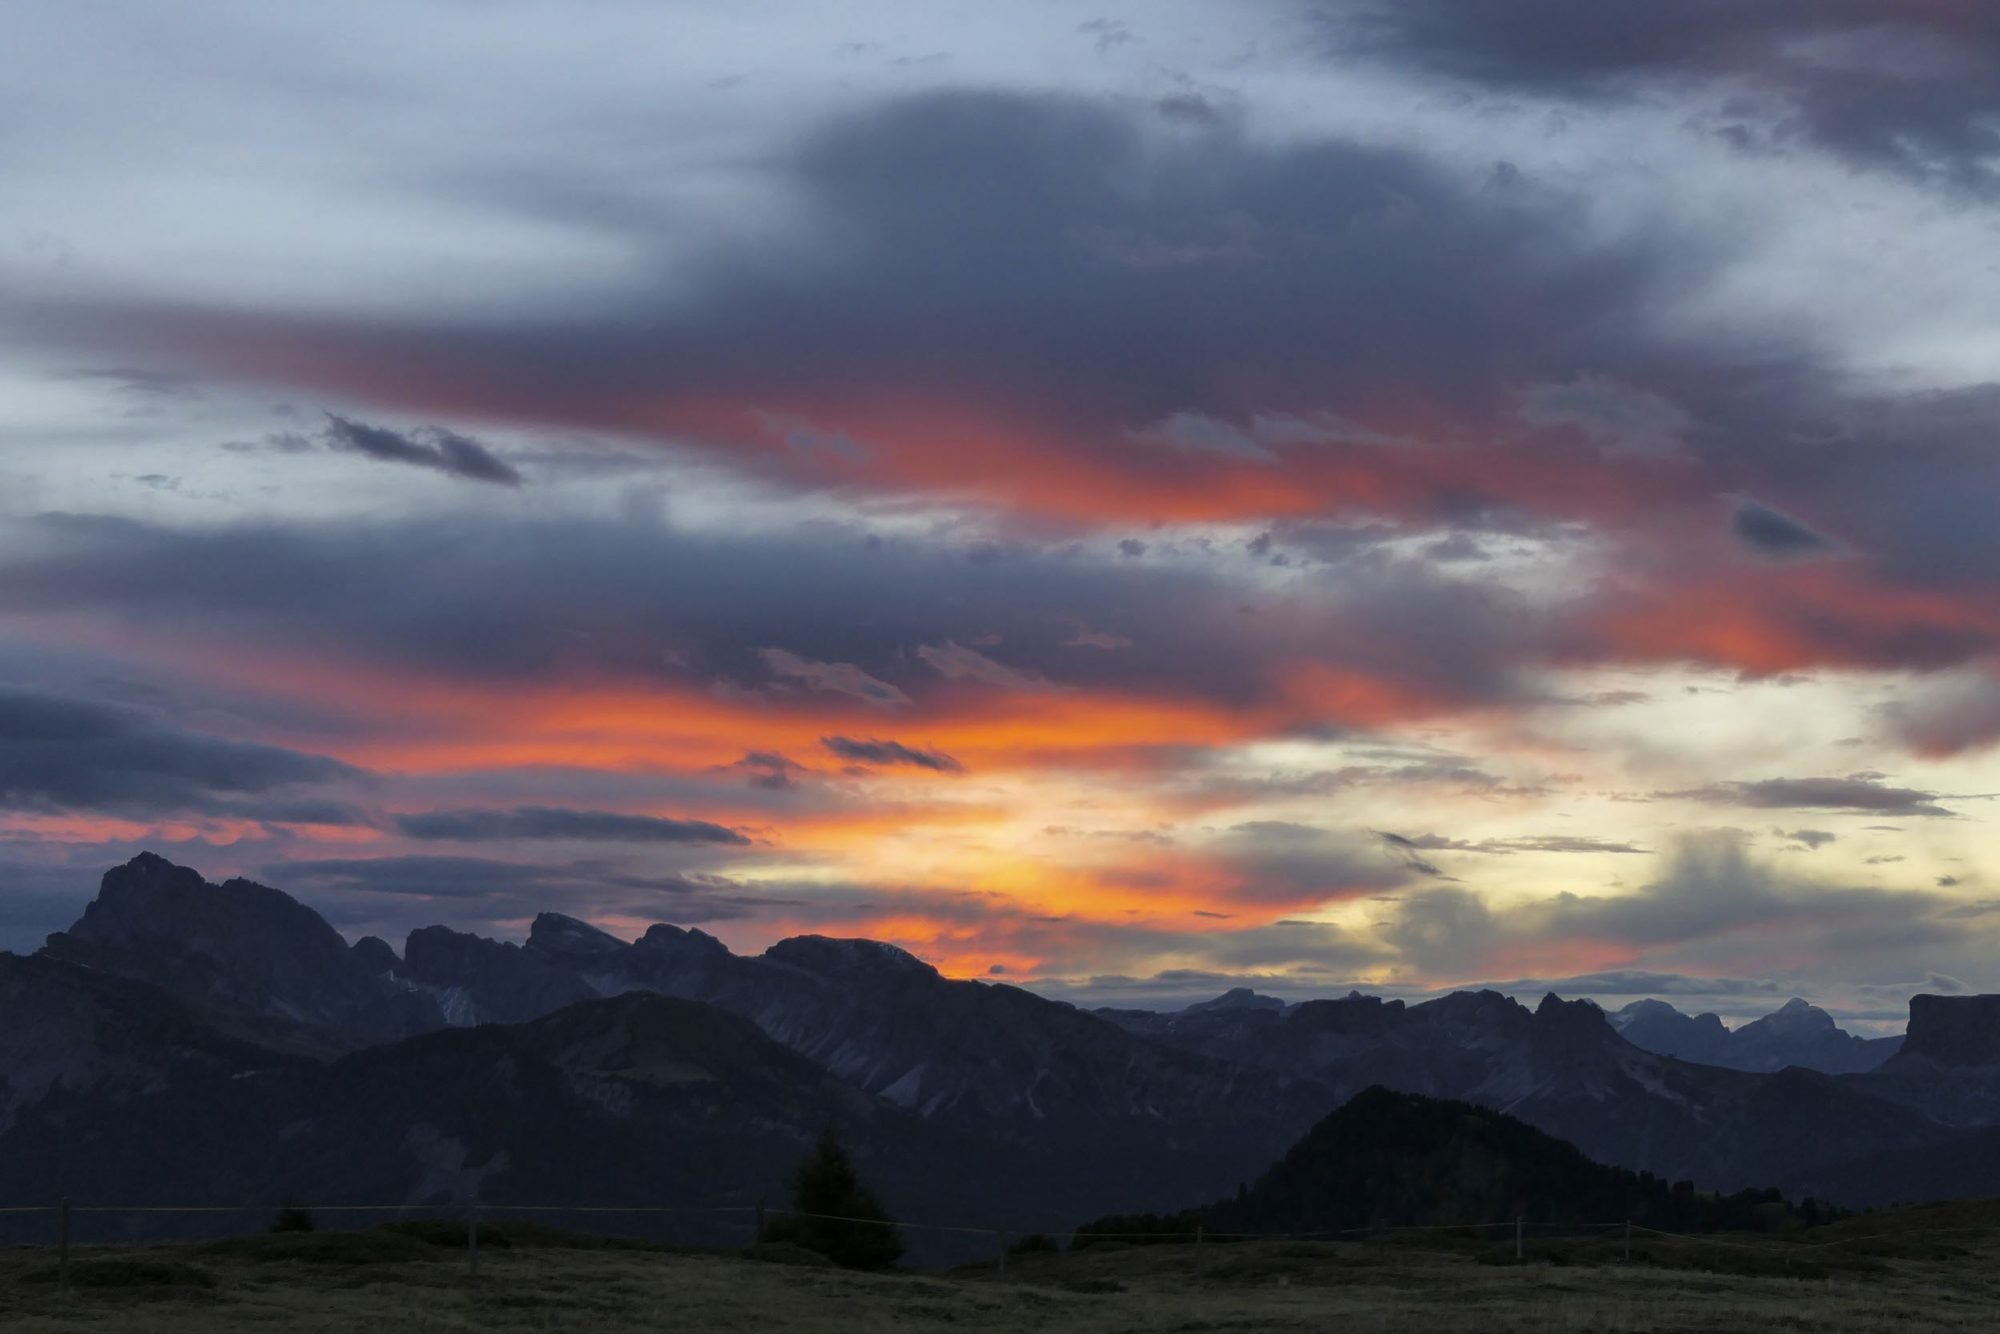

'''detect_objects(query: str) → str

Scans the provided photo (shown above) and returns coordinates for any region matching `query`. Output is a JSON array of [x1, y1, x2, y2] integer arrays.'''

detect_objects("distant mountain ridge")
[[1608, 996, 1901, 1075], [5, 852, 2000, 1233]]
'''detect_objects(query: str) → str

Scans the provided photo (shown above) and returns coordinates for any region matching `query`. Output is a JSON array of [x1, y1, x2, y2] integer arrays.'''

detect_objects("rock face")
[[1900, 994, 2000, 1068], [401, 925, 596, 1026], [41, 853, 441, 1050], [1611, 997, 1901, 1075]]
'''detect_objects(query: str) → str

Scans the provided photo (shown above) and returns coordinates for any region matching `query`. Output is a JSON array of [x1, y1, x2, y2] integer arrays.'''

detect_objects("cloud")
[[1784, 829, 1837, 850], [1341, 0, 2000, 192], [322, 415, 522, 485], [393, 806, 749, 844], [819, 736, 963, 773], [1382, 885, 1494, 976], [1886, 665, 2000, 757], [1518, 375, 1691, 458], [1731, 498, 1835, 557], [0, 687, 363, 819], [1214, 821, 1429, 906], [1662, 775, 1951, 816], [1127, 411, 1278, 463], [1386, 830, 1975, 982], [61, 88, 1698, 532], [724, 751, 810, 792], [916, 642, 1059, 693], [760, 648, 910, 707], [1389, 832, 1648, 855]]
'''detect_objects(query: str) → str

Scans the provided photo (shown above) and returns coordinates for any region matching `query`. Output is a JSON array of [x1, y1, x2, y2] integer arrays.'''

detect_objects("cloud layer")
[[0, 0, 1997, 1017]]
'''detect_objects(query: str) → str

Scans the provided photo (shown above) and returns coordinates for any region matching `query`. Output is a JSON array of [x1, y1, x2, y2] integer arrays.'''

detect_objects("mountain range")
[[8, 852, 2000, 1251]]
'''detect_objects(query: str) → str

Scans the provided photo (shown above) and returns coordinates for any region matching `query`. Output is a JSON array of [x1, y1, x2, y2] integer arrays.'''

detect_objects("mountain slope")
[[0, 991, 932, 1232], [0, 951, 296, 1135]]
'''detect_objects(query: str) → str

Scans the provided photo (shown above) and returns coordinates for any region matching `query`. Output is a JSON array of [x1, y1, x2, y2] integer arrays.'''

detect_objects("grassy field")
[[4, 1206, 2000, 1333]]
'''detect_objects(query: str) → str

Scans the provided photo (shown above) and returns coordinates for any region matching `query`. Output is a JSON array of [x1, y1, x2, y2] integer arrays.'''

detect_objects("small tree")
[[764, 1130, 902, 1269]]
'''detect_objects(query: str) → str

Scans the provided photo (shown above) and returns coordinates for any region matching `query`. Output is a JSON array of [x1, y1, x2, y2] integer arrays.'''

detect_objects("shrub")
[[270, 1201, 316, 1234]]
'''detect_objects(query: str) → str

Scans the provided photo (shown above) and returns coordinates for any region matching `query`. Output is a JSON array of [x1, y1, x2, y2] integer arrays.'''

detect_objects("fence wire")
[[9, 1199, 1997, 1258]]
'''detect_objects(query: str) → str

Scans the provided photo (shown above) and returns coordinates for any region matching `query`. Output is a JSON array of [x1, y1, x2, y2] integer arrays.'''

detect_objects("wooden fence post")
[[1514, 1216, 1523, 1261], [1624, 1219, 1632, 1264], [56, 1198, 70, 1301], [996, 1231, 1008, 1277], [754, 1199, 766, 1245], [467, 1204, 481, 1279], [1195, 1222, 1204, 1270]]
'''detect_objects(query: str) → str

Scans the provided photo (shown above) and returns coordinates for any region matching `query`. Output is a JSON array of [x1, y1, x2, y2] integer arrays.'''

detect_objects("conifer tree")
[[764, 1129, 903, 1269]]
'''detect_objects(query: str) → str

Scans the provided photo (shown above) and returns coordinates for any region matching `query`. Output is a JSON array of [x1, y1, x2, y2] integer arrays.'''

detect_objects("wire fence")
[[10, 1197, 1999, 1292]]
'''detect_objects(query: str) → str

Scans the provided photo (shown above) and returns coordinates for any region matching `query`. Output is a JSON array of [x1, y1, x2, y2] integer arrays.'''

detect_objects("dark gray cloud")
[[819, 736, 963, 773], [1216, 821, 1428, 905], [1340, 1, 2000, 192], [1731, 498, 1835, 557], [79, 88, 1697, 499], [1390, 832, 1647, 855], [0, 507, 1548, 723], [1784, 829, 1837, 850], [323, 415, 522, 485], [393, 806, 749, 845], [0, 686, 363, 819], [1663, 776, 1951, 817]]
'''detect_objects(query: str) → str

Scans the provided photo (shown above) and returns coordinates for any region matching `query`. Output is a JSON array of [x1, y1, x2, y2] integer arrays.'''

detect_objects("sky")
[[5, 1, 2000, 1029]]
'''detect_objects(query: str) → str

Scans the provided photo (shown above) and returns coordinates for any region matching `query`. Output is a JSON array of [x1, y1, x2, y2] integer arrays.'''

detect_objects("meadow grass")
[[2, 1219, 1997, 1332]]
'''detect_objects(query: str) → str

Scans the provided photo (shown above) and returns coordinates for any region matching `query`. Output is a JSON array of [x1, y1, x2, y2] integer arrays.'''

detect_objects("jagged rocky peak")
[[525, 912, 628, 959], [402, 923, 510, 974], [1419, 989, 1531, 1028], [40, 852, 437, 1046], [1533, 993, 1613, 1041], [636, 922, 730, 957], [1615, 998, 1725, 1031], [48, 853, 346, 971], [763, 933, 940, 981], [1748, 998, 1837, 1032], [1902, 994, 2000, 1067], [350, 936, 400, 976]]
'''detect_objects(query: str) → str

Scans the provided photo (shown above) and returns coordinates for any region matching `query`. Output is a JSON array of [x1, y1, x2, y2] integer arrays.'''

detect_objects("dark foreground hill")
[[1212, 1086, 1832, 1234]]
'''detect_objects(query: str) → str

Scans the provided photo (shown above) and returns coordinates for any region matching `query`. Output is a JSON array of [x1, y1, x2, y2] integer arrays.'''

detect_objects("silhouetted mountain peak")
[[1196, 1085, 1827, 1236], [1185, 987, 1284, 1015], [764, 934, 939, 981], [526, 912, 626, 959], [1744, 998, 1837, 1034], [1901, 994, 2000, 1067], [40, 852, 431, 1049], [636, 922, 729, 957], [350, 935, 399, 976], [1612, 994, 1898, 1075]]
